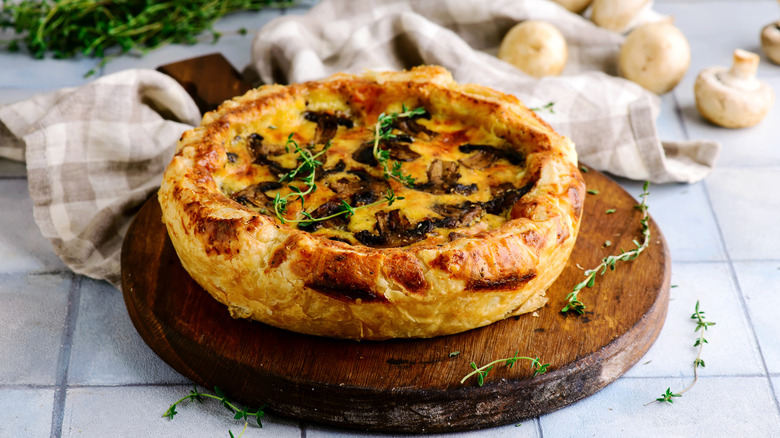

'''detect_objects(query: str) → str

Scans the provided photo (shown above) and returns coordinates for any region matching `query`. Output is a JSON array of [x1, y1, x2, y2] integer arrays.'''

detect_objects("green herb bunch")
[[562, 181, 652, 314], [0, 0, 289, 75]]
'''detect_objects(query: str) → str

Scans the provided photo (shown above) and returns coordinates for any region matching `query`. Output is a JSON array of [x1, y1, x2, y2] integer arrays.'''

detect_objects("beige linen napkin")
[[252, 0, 721, 184], [0, 0, 720, 287], [0, 70, 200, 286]]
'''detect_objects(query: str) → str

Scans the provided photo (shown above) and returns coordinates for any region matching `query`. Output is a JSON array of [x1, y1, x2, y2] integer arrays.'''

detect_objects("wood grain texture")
[[156, 53, 253, 114], [120, 54, 671, 433]]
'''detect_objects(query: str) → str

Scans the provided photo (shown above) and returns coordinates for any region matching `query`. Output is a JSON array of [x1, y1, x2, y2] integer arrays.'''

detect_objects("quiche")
[[158, 66, 585, 340]]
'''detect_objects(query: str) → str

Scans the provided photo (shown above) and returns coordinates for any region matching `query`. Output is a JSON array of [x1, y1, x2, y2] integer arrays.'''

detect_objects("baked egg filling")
[[213, 103, 536, 248]]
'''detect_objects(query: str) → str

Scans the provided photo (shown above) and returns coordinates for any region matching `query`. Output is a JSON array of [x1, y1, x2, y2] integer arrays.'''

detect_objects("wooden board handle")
[[157, 53, 254, 114]]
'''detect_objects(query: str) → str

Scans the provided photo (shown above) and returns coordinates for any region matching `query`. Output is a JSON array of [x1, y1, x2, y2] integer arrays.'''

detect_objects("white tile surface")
[[773, 376, 780, 406], [705, 167, 780, 261], [733, 261, 780, 374], [61, 385, 302, 438], [0, 180, 68, 273], [0, 273, 70, 385], [0, 52, 98, 89], [539, 376, 780, 437], [0, 388, 55, 437], [0, 87, 57, 105], [618, 178, 727, 262], [623, 262, 764, 378], [67, 278, 188, 385]]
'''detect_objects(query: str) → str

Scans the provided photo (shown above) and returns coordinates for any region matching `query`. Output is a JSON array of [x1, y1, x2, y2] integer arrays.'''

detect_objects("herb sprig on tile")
[[653, 300, 715, 404], [562, 181, 651, 314], [164, 385, 265, 435]]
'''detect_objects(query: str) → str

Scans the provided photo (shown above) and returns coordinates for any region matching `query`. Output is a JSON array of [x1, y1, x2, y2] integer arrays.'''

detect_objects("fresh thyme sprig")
[[529, 102, 555, 113], [291, 187, 403, 227], [372, 106, 426, 185], [272, 133, 404, 226], [653, 300, 715, 404], [0, 0, 290, 76], [460, 351, 549, 386], [272, 134, 330, 223], [562, 181, 652, 314], [164, 386, 265, 435]]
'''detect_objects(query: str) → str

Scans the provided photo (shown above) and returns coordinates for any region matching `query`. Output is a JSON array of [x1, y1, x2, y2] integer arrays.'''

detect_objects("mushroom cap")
[[591, 0, 651, 33], [618, 21, 691, 94], [694, 50, 775, 128], [498, 21, 568, 78], [550, 0, 593, 14], [761, 21, 780, 65]]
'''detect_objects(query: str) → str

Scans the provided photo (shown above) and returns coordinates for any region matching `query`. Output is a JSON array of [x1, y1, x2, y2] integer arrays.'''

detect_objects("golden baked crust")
[[158, 66, 585, 340]]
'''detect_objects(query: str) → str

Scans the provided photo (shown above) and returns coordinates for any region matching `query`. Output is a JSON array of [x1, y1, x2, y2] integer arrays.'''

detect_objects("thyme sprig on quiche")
[[372, 105, 427, 185]]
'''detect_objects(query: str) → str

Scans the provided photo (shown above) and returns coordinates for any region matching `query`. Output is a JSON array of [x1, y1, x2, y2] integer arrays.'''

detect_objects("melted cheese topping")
[[213, 95, 533, 248]]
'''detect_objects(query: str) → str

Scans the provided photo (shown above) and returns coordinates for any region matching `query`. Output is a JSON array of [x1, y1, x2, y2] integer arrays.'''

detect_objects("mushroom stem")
[[719, 49, 761, 91], [729, 49, 759, 80]]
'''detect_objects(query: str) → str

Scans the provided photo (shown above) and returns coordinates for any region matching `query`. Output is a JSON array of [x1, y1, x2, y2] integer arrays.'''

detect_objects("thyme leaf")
[[271, 133, 404, 227], [372, 105, 425, 185], [164, 385, 266, 431], [650, 300, 715, 405], [563, 181, 651, 314], [529, 102, 555, 113], [656, 387, 682, 404], [460, 351, 549, 386]]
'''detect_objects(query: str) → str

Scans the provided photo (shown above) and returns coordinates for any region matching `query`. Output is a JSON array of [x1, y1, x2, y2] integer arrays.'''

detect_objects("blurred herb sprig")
[[0, 0, 290, 76]]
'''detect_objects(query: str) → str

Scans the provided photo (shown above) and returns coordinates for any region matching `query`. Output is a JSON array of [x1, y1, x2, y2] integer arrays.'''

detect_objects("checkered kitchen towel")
[[0, 71, 200, 286], [0, 0, 720, 287]]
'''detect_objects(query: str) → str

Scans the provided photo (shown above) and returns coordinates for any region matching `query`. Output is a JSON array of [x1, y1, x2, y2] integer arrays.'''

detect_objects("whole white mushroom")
[[761, 21, 780, 65], [618, 21, 691, 95], [694, 49, 775, 128], [591, 0, 651, 33], [498, 21, 568, 78]]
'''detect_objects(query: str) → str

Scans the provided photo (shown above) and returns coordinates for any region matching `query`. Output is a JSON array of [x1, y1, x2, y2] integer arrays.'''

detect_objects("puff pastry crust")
[[158, 66, 585, 340]]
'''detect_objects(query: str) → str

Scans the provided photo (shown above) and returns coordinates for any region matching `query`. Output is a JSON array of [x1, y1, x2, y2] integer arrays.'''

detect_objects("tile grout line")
[[49, 273, 82, 438], [700, 178, 780, 415]]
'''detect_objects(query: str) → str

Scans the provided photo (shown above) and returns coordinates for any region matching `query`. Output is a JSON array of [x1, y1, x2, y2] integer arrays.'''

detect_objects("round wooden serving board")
[[121, 166, 670, 433]]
